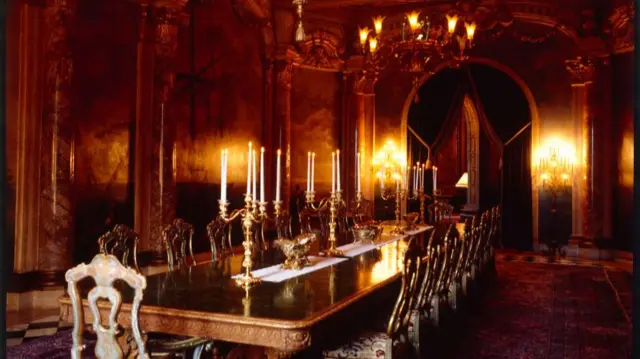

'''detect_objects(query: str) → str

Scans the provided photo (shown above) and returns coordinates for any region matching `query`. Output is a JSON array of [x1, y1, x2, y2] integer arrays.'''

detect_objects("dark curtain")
[[501, 126, 533, 250]]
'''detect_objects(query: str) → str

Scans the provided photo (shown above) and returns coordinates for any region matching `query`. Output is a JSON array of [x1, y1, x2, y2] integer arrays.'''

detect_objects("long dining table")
[[58, 225, 435, 358]]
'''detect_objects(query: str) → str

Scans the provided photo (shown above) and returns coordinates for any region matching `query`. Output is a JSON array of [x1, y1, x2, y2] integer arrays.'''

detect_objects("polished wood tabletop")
[[58, 227, 433, 354]]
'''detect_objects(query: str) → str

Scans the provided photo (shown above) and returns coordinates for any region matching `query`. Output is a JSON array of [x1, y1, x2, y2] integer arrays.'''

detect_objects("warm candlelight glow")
[[446, 14, 459, 34], [358, 26, 371, 46], [406, 11, 421, 32], [535, 137, 575, 191], [373, 140, 407, 190], [373, 16, 385, 35], [465, 22, 476, 41], [368, 37, 378, 54]]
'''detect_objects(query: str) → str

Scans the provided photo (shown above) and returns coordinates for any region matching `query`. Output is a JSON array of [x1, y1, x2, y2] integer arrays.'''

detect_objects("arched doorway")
[[406, 62, 535, 250]]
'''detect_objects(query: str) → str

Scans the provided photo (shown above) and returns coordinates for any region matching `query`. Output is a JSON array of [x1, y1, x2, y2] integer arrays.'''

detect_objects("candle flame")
[[373, 16, 385, 35], [406, 11, 421, 32], [261, 147, 265, 153], [446, 14, 459, 34], [465, 22, 476, 41], [368, 37, 378, 54], [277, 149, 281, 155], [358, 26, 371, 45]]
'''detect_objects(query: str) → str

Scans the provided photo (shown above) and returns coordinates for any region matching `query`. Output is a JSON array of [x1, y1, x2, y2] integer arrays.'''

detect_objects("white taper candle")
[[260, 147, 265, 203], [221, 149, 225, 202], [357, 152, 361, 193], [247, 142, 252, 196], [276, 149, 281, 201], [336, 150, 341, 192], [331, 152, 336, 193], [252, 149, 257, 200], [311, 153, 316, 192], [307, 152, 311, 192]]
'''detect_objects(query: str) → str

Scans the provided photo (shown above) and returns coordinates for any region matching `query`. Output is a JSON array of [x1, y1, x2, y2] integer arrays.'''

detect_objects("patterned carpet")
[[448, 261, 632, 359]]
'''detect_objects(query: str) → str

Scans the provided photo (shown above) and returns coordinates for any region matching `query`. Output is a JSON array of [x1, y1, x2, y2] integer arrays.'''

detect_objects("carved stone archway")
[[400, 57, 540, 243]]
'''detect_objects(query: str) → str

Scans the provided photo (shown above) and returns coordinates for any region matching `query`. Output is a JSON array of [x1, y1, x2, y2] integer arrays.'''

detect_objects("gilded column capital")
[[276, 61, 294, 91], [151, 6, 188, 100], [565, 56, 594, 86], [353, 72, 377, 95]]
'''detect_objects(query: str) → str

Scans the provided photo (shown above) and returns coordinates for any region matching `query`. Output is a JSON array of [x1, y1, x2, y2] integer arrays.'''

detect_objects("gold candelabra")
[[380, 182, 406, 235], [305, 190, 344, 257], [535, 139, 574, 259], [218, 195, 285, 288], [407, 188, 428, 225]]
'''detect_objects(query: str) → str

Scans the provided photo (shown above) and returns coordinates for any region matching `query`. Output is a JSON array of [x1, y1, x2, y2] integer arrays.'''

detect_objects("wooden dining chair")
[[98, 224, 140, 272], [408, 243, 441, 357], [66, 253, 149, 359], [162, 218, 197, 271], [321, 237, 423, 359]]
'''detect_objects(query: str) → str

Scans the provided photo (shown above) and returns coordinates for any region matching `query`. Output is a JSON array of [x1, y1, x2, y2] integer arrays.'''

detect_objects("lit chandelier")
[[357, 11, 477, 72]]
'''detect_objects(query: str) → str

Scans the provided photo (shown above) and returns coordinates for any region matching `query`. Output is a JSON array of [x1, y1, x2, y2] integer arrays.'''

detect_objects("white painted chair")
[[66, 254, 149, 359]]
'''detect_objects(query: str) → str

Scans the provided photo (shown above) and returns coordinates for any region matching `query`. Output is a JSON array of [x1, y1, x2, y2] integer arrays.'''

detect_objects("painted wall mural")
[[291, 68, 342, 198]]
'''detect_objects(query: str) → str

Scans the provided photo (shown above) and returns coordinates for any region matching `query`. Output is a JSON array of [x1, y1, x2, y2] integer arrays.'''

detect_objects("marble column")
[[134, 5, 155, 257], [565, 56, 595, 244], [12, 3, 45, 273], [149, 6, 187, 261], [263, 59, 275, 201], [353, 73, 377, 203], [589, 57, 613, 241], [274, 60, 293, 205], [340, 73, 354, 206], [36, 0, 76, 284]]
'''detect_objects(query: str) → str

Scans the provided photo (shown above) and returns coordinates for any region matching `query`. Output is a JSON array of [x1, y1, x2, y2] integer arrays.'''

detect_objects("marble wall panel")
[[290, 68, 342, 198], [71, 0, 138, 262], [172, 0, 264, 249], [612, 52, 634, 250]]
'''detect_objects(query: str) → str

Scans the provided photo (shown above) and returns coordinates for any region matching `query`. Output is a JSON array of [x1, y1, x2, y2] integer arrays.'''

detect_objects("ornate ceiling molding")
[[606, 2, 634, 53], [293, 30, 345, 72], [565, 56, 594, 85]]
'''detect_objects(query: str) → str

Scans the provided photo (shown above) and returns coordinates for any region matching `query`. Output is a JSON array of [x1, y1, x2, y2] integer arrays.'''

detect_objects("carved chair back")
[[428, 202, 453, 225], [437, 225, 461, 295], [66, 254, 149, 359], [350, 197, 373, 227], [414, 243, 441, 316], [460, 217, 478, 275], [162, 218, 196, 271], [98, 225, 140, 272], [206, 218, 226, 260], [298, 197, 330, 238], [387, 236, 423, 341], [274, 209, 293, 239], [491, 205, 502, 247], [451, 227, 469, 284]]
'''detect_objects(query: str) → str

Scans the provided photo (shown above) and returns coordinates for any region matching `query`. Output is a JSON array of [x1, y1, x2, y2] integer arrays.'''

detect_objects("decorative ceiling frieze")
[[605, 2, 634, 53], [293, 30, 345, 71]]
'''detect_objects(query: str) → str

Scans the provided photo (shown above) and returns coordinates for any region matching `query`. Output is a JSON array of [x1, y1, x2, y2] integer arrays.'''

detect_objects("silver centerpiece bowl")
[[351, 223, 383, 243]]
